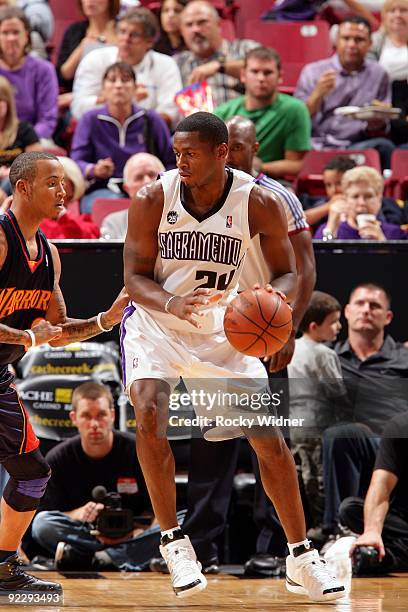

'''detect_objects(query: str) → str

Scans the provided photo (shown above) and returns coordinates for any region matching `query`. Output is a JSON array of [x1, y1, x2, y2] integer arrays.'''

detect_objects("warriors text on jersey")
[[140, 167, 255, 334], [0, 210, 54, 365]]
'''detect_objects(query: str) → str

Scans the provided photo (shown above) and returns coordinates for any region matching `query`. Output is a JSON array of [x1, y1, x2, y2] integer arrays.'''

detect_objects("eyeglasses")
[[116, 28, 145, 41]]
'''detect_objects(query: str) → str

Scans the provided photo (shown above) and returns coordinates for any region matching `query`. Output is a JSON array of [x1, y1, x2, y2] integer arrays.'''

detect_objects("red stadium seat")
[[48, 1, 82, 64], [295, 149, 381, 196], [235, 0, 275, 37], [91, 198, 130, 228], [242, 20, 332, 93], [387, 150, 408, 200]]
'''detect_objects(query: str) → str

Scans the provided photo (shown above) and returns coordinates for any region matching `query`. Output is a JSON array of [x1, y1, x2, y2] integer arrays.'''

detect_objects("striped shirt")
[[239, 173, 309, 290]]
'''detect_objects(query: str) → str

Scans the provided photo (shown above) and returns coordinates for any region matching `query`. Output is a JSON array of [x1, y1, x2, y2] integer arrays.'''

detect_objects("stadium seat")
[[48, 0, 82, 63], [235, 0, 275, 37], [295, 149, 381, 197], [387, 150, 408, 200], [91, 198, 130, 228], [241, 20, 332, 93]]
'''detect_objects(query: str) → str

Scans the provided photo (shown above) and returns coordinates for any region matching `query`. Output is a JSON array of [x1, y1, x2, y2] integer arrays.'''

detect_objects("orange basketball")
[[223, 288, 292, 357]]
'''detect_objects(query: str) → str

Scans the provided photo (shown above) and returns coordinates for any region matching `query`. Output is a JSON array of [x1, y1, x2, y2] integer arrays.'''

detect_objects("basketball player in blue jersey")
[[0, 152, 127, 597], [123, 112, 345, 602]]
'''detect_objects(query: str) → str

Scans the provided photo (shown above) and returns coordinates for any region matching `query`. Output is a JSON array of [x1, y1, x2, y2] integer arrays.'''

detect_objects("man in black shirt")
[[322, 283, 408, 535], [340, 412, 408, 573], [32, 382, 160, 571], [0, 152, 127, 595]]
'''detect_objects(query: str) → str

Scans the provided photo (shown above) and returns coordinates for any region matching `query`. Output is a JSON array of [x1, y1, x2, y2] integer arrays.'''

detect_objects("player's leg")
[[129, 379, 206, 597], [247, 432, 345, 602], [130, 378, 176, 529]]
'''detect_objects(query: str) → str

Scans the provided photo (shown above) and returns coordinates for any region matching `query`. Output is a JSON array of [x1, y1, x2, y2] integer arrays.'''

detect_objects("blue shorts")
[[0, 365, 39, 463]]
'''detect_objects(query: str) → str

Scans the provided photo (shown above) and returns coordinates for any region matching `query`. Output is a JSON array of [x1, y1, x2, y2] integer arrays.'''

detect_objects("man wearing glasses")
[[71, 7, 182, 127]]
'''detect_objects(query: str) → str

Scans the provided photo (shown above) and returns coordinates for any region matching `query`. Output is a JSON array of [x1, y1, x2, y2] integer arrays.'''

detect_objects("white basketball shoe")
[[286, 544, 346, 602], [159, 534, 207, 598]]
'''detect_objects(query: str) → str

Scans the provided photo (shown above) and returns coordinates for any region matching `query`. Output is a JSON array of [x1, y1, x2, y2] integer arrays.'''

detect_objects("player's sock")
[[288, 540, 313, 557], [160, 527, 184, 546], [0, 550, 16, 562]]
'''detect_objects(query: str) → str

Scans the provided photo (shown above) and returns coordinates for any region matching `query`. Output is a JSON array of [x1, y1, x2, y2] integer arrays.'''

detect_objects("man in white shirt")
[[101, 153, 164, 240], [71, 7, 182, 126]]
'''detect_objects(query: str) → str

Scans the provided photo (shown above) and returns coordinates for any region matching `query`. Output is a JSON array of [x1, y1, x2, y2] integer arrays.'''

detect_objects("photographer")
[[340, 412, 408, 574], [32, 382, 160, 571]]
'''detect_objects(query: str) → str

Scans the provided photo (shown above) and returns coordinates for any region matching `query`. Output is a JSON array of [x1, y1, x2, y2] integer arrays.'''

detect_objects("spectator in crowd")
[[176, 1, 258, 108], [71, 7, 182, 126], [322, 283, 408, 537], [294, 16, 394, 168], [31, 382, 161, 572], [342, 412, 408, 574], [303, 155, 356, 228], [368, 0, 408, 147], [0, 7, 58, 141], [57, 0, 120, 108], [71, 62, 174, 213], [264, 0, 380, 29], [17, 0, 53, 57], [40, 157, 101, 239], [154, 0, 188, 56], [288, 291, 346, 527], [101, 152, 164, 239], [215, 47, 311, 179], [0, 75, 41, 203], [314, 165, 407, 239]]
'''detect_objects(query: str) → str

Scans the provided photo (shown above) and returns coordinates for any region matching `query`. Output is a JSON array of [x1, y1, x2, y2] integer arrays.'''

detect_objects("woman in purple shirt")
[[315, 165, 407, 240], [0, 7, 58, 141]]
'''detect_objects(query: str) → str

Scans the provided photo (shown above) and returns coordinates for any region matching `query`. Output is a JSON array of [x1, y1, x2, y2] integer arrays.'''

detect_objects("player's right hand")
[[24, 319, 63, 349], [166, 289, 222, 329]]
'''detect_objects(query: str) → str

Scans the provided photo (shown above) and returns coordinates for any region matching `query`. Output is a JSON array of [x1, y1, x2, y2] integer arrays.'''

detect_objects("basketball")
[[223, 288, 292, 358]]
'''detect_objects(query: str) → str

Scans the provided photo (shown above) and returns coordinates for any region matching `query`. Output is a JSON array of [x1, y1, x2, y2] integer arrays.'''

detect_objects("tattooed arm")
[[45, 243, 128, 346]]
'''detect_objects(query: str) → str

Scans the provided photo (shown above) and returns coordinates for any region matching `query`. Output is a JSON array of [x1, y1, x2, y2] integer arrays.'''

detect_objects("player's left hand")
[[101, 287, 129, 328], [268, 331, 296, 373], [188, 61, 220, 85]]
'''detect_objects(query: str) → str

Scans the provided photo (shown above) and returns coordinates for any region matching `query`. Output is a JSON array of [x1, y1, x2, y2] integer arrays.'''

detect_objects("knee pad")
[[2, 449, 51, 512]]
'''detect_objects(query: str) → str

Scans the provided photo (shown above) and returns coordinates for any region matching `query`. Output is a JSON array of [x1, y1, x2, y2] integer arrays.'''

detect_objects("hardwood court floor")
[[1, 572, 408, 611]]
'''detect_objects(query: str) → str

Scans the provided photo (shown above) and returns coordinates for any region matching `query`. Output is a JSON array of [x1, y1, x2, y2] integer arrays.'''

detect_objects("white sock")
[[161, 526, 182, 539], [288, 539, 312, 556]]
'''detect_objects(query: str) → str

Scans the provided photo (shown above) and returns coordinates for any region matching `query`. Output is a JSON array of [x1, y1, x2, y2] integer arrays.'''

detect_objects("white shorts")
[[121, 303, 268, 441]]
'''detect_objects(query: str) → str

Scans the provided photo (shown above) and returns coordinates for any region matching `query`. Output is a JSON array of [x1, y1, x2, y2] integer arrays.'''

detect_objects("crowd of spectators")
[[1, 0, 407, 578]]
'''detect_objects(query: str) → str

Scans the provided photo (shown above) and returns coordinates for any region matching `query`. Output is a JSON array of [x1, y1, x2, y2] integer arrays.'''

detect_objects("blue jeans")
[[349, 137, 395, 170], [31, 510, 164, 571]]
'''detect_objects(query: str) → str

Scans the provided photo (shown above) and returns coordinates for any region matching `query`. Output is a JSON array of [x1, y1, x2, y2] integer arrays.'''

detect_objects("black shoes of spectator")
[[55, 542, 96, 572], [244, 553, 286, 578], [150, 555, 219, 575], [0, 554, 62, 597]]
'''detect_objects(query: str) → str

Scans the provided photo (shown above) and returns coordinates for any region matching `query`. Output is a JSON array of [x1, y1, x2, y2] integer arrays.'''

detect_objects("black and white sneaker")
[[286, 544, 345, 602], [159, 534, 207, 598]]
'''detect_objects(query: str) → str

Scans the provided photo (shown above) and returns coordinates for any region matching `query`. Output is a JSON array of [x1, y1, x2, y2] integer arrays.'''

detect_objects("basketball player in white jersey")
[[122, 112, 345, 602]]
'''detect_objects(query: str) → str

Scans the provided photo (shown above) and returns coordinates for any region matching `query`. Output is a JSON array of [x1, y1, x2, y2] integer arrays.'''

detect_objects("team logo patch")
[[167, 211, 178, 224], [226, 215, 232, 228]]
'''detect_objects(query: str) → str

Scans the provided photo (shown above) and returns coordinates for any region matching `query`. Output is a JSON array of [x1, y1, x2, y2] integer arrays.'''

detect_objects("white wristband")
[[97, 312, 113, 333], [164, 295, 177, 313], [24, 328, 36, 348]]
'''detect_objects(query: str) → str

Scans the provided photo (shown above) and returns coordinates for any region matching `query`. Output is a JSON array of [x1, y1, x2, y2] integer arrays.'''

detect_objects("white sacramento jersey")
[[141, 167, 255, 334], [240, 173, 309, 291]]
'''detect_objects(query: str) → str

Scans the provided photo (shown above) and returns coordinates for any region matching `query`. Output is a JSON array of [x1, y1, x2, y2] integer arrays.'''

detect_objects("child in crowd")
[[288, 291, 347, 528], [303, 155, 356, 229]]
